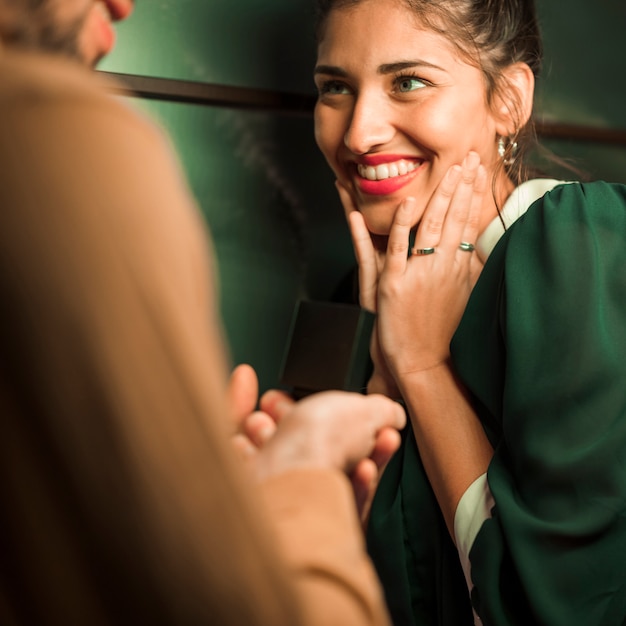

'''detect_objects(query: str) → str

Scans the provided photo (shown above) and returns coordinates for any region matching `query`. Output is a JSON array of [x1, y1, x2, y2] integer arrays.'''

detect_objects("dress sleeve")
[[454, 473, 494, 592], [466, 182, 626, 625]]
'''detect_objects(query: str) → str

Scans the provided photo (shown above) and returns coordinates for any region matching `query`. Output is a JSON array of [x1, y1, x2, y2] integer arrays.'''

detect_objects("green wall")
[[101, 1, 346, 393], [536, 0, 626, 182], [100, 0, 626, 392]]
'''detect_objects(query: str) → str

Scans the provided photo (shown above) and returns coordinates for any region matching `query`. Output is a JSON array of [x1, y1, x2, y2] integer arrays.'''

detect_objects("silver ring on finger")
[[458, 241, 475, 252], [413, 247, 436, 256]]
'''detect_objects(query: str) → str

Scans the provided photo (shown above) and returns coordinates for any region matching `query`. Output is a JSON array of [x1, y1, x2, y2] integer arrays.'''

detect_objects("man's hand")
[[227, 364, 405, 522], [255, 389, 405, 523]]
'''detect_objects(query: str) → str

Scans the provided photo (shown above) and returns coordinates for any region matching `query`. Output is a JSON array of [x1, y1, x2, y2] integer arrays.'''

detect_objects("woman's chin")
[[359, 201, 424, 237], [361, 215, 392, 237]]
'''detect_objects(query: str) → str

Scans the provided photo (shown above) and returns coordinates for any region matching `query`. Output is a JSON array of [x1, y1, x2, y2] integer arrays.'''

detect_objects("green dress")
[[367, 181, 626, 625]]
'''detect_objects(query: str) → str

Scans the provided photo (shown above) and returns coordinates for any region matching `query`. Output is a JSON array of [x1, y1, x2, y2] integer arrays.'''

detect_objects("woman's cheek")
[[315, 110, 345, 166], [313, 109, 333, 154]]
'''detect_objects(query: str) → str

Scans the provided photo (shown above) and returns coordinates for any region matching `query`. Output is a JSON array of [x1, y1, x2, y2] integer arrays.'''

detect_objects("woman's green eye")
[[319, 81, 350, 96], [397, 77, 426, 92]]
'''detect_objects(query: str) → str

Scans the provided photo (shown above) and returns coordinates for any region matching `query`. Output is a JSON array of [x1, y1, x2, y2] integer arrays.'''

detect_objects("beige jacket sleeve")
[[0, 52, 389, 626], [261, 470, 391, 626]]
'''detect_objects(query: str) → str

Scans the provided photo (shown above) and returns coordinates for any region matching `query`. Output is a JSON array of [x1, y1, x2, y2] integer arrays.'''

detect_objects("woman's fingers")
[[372, 151, 487, 378], [438, 152, 481, 251], [413, 164, 462, 251], [347, 206, 381, 312], [413, 151, 483, 255], [348, 210, 376, 275], [384, 196, 417, 275], [336, 181, 379, 310], [460, 163, 487, 254]]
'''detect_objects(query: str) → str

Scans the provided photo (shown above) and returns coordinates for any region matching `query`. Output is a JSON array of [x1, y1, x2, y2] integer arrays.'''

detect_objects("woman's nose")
[[343, 93, 395, 155]]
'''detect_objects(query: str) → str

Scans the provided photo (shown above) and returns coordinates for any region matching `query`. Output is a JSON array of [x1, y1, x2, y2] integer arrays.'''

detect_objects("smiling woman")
[[313, 0, 626, 625], [313, 0, 531, 236]]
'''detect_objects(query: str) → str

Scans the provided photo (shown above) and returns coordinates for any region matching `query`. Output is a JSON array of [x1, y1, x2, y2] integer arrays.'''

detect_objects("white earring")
[[497, 136, 506, 159], [498, 137, 517, 165], [498, 136, 518, 165]]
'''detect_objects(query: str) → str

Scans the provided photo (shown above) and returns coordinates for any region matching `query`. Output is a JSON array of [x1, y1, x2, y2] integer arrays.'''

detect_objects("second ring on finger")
[[412, 246, 436, 256], [412, 241, 476, 256]]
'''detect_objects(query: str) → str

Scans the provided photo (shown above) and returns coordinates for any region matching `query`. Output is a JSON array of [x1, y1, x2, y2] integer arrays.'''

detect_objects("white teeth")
[[377, 164, 390, 179], [357, 159, 418, 181]]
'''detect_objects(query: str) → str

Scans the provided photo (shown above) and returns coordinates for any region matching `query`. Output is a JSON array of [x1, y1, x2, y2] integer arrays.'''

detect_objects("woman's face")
[[314, 0, 506, 235]]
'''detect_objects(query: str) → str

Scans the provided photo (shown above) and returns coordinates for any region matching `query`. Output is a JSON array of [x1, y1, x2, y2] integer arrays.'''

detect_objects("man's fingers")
[[365, 394, 407, 431], [351, 458, 378, 521], [227, 363, 259, 425], [242, 411, 278, 447], [259, 389, 295, 423], [369, 427, 402, 469], [351, 428, 401, 522], [231, 433, 258, 460]]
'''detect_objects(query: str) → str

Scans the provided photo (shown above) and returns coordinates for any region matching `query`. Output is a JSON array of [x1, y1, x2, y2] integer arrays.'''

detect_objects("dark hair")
[[314, 0, 543, 189]]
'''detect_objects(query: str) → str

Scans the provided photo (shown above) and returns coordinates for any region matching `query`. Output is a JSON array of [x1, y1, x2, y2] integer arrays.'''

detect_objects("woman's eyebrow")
[[314, 60, 445, 76], [378, 60, 444, 74], [313, 65, 348, 76]]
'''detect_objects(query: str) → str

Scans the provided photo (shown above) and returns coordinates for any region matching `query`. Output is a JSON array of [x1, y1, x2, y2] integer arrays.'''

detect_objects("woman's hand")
[[346, 152, 493, 540], [336, 182, 401, 399], [376, 152, 487, 379]]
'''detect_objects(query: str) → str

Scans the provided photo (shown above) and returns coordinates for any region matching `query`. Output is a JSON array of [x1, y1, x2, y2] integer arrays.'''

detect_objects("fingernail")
[[258, 425, 276, 442], [446, 165, 462, 182], [464, 152, 480, 169], [242, 441, 257, 457]]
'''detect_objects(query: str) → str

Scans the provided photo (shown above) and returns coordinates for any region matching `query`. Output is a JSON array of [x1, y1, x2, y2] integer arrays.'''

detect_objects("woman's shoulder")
[[525, 179, 626, 224], [479, 179, 626, 261], [505, 180, 626, 248], [542, 179, 626, 207], [491, 180, 626, 294]]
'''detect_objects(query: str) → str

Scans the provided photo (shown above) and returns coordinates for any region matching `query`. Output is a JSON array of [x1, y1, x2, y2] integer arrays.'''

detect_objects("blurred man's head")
[[0, 0, 134, 66]]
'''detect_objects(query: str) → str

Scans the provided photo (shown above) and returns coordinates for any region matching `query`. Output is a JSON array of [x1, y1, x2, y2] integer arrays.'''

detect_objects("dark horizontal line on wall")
[[102, 72, 626, 146], [101, 71, 316, 116], [536, 121, 626, 146]]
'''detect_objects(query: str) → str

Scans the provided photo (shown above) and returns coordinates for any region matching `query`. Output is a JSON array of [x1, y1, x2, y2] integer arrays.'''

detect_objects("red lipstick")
[[354, 156, 424, 196]]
